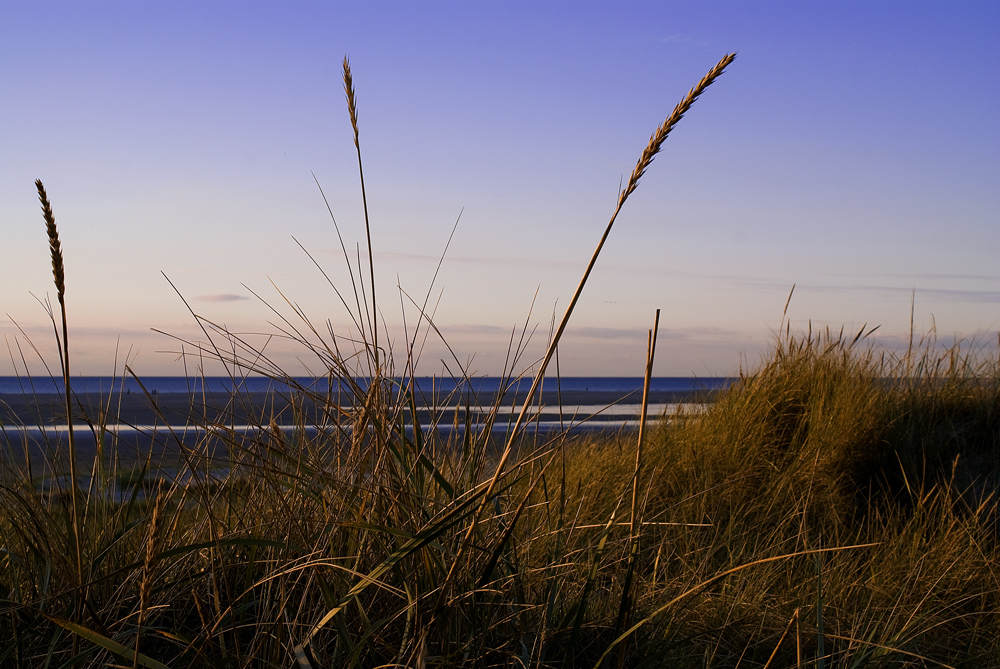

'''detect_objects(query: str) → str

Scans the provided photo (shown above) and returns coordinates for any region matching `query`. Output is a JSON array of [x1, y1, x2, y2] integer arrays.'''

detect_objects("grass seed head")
[[343, 56, 360, 148], [35, 179, 66, 303], [621, 52, 736, 205]]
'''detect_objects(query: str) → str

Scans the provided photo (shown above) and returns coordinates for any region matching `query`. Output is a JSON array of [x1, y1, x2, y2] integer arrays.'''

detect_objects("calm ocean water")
[[1, 376, 734, 476], [0, 376, 732, 397]]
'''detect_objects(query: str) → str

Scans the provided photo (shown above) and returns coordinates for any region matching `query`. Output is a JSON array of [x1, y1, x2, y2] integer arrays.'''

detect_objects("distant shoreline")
[[0, 387, 723, 428], [0, 387, 719, 471]]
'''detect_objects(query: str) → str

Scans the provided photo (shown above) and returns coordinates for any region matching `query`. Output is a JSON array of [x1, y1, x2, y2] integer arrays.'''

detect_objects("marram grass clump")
[[557, 330, 1000, 666], [4, 54, 1000, 668]]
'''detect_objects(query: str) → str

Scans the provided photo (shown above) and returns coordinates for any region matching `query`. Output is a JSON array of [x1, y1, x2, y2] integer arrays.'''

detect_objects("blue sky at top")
[[2, 1, 998, 376]]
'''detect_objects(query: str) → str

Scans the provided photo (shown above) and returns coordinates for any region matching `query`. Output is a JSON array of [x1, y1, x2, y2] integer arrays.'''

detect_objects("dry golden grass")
[[5, 56, 999, 668]]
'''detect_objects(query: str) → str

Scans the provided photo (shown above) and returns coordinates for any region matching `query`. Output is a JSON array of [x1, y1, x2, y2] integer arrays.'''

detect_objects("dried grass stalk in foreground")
[[440, 51, 738, 606], [36, 178, 84, 636], [342, 56, 379, 370]]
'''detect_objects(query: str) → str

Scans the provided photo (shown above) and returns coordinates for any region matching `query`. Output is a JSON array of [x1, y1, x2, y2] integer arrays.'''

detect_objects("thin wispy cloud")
[[443, 323, 523, 336], [714, 275, 1000, 304], [570, 325, 748, 342], [194, 294, 250, 303], [326, 251, 1000, 306], [336, 250, 586, 270], [435, 324, 752, 343], [914, 287, 1000, 304], [796, 284, 1000, 304], [859, 271, 1000, 283]]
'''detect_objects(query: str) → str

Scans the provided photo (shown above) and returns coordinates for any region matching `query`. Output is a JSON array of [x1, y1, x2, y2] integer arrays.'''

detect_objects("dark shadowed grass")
[[4, 54, 1000, 668], [562, 329, 1000, 666], [3, 323, 999, 668]]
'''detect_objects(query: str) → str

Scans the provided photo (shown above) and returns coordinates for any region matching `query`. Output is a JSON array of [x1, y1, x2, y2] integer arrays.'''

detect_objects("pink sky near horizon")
[[2, 1, 998, 377]]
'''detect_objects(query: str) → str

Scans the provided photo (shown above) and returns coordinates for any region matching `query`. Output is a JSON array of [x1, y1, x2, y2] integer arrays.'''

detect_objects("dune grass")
[[565, 329, 1000, 667], [4, 54, 1000, 667]]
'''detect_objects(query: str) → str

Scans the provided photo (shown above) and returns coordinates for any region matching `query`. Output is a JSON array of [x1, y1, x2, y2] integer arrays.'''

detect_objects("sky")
[[2, 1, 998, 378]]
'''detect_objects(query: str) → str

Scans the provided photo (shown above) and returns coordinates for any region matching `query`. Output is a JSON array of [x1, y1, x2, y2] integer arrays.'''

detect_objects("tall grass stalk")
[[441, 52, 737, 608], [342, 57, 378, 371], [35, 179, 84, 632], [613, 307, 660, 668]]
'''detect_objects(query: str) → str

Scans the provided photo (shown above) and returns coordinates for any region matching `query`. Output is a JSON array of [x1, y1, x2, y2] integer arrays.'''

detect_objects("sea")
[[0, 375, 731, 425], [0, 375, 731, 398], [0, 376, 733, 481]]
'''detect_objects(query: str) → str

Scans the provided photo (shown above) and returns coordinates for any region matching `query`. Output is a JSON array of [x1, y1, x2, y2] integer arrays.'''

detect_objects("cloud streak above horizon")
[[194, 294, 251, 303]]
